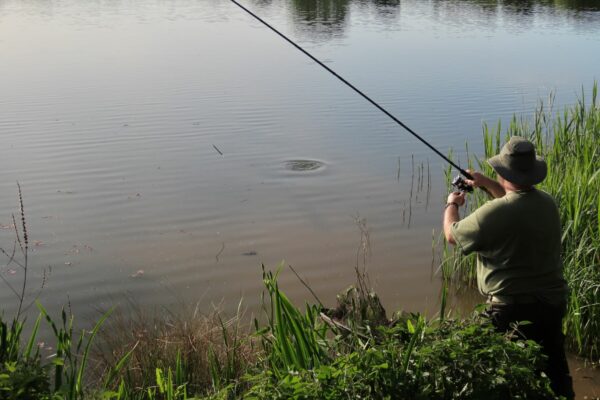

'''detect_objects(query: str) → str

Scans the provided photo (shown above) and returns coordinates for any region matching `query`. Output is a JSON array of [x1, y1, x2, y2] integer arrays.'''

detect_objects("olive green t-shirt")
[[451, 189, 567, 303]]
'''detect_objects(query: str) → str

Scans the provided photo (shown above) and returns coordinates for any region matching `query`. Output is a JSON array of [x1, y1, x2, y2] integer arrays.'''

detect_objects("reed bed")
[[441, 83, 600, 362]]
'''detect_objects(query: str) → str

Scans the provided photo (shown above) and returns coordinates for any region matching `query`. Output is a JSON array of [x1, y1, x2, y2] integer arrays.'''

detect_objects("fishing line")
[[230, 0, 473, 180]]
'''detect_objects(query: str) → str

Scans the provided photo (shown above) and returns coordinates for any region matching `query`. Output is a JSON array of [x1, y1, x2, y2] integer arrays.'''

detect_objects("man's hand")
[[463, 169, 506, 199], [464, 169, 490, 189], [447, 191, 466, 206]]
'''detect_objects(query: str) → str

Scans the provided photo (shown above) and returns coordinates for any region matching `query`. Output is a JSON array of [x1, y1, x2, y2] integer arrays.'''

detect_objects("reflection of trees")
[[252, 0, 274, 6], [454, 0, 599, 11], [369, 0, 401, 21], [274, 0, 600, 42], [289, 0, 351, 41], [502, 0, 537, 15], [291, 0, 351, 24], [551, 0, 600, 10], [430, 0, 500, 29], [462, 0, 599, 13]]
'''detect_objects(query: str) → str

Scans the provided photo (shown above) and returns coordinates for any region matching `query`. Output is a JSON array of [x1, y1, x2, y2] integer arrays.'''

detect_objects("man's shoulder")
[[473, 196, 510, 217], [464, 189, 557, 228], [510, 188, 558, 210], [533, 188, 558, 204]]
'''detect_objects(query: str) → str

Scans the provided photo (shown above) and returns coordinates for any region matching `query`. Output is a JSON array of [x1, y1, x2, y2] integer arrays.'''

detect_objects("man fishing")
[[229, 3, 576, 395], [443, 136, 574, 399]]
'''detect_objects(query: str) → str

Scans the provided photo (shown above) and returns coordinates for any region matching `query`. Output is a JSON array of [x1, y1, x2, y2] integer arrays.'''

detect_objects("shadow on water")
[[250, 0, 600, 41]]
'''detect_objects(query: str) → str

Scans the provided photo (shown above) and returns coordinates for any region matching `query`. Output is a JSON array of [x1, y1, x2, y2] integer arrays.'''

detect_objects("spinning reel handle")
[[452, 175, 473, 193]]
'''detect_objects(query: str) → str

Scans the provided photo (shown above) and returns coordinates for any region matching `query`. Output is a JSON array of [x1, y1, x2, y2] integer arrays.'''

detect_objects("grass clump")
[[205, 266, 556, 400], [442, 83, 600, 362], [96, 301, 256, 398]]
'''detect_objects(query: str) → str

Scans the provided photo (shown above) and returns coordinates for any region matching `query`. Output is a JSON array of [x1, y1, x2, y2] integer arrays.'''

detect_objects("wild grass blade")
[[24, 312, 42, 359]]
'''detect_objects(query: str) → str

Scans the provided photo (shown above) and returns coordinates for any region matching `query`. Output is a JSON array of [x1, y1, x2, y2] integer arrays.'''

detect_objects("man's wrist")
[[445, 202, 460, 210]]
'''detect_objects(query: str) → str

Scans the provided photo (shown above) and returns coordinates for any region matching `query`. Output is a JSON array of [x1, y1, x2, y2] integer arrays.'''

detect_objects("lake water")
[[1, 0, 599, 392]]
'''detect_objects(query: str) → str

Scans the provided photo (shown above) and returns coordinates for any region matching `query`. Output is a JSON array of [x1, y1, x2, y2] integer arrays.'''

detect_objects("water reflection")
[[289, 0, 352, 41], [266, 0, 600, 41]]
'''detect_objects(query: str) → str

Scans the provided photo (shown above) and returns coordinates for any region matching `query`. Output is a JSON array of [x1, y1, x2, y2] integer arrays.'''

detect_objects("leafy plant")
[[0, 316, 50, 400], [210, 270, 556, 400], [257, 266, 330, 379]]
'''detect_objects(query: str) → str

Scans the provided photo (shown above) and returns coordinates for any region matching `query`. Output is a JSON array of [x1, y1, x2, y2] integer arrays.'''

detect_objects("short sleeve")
[[451, 212, 484, 255]]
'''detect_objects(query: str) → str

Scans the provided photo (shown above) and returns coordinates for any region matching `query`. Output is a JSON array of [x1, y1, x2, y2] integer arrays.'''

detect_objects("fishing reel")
[[452, 175, 473, 193]]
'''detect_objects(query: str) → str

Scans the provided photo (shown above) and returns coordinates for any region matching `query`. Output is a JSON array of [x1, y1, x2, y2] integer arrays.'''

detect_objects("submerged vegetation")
[[442, 83, 600, 362]]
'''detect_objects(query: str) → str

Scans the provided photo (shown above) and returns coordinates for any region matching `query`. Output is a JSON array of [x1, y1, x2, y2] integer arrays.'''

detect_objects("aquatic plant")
[[0, 183, 42, 321]]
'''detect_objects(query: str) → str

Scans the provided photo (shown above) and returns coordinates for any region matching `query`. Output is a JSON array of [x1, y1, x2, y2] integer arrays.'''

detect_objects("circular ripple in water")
[[283, 159, 326, 172]]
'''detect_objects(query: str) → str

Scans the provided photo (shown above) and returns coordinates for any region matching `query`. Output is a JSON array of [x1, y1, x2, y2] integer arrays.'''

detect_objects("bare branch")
[[0, 243, 25, 269], [288, 264, 323, 307], [0, 271, 22, 299]]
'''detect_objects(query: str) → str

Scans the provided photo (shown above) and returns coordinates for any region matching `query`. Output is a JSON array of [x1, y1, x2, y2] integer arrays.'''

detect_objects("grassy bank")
[[441, 83, 600, 362], [1, 266, 558, 399]]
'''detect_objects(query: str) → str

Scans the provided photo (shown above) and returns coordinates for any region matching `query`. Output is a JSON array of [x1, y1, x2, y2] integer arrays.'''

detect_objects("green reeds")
[[442, 83, 600, 361], [35, 302, 115, 399], [258, 266, 330, 377]]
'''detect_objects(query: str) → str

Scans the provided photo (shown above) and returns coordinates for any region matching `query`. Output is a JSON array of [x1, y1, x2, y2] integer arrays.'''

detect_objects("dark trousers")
[[487, 302, 575, 399]]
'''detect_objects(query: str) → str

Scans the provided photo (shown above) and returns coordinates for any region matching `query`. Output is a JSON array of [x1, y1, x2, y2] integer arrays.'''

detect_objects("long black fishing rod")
[[230, 0, 473, 182]]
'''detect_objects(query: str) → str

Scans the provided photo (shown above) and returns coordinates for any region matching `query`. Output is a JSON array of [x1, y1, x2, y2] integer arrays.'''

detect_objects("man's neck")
[[504, 182, 534, 193]]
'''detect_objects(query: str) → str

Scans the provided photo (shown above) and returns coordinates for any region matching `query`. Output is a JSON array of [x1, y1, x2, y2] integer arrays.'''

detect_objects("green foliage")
[[258, 266, 330, 379], [101, 358, 206, 400], [35, 302, 113, 399], [0, 317, 51, 400], [0, 359, 51, 400], [212, 297, 555, 400], [0, 305, 116, 400]]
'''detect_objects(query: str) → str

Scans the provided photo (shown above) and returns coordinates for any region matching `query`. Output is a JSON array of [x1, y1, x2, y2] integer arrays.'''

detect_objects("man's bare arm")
[[443, 191, 465, 244], [464, 169, 505, 198]]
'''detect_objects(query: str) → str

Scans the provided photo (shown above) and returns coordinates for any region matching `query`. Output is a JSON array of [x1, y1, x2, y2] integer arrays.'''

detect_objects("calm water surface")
[[1, 1, 599, 389]]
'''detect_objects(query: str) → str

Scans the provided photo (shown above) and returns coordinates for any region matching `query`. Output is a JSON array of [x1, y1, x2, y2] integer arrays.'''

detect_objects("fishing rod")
[[230, 0, 474, 190]]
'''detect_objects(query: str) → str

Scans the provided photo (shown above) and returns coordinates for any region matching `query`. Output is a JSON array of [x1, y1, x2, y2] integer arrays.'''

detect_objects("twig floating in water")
[[212, 144, 224, 156], [215, 242, 225, 263]]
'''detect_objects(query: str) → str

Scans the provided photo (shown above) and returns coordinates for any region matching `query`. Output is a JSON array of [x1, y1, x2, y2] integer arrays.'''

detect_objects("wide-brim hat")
[[487, 136, 547, 186]]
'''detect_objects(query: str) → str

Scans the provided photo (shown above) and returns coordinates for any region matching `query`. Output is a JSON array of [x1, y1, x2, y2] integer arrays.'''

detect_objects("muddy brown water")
[[1, 0, 599, 396]]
